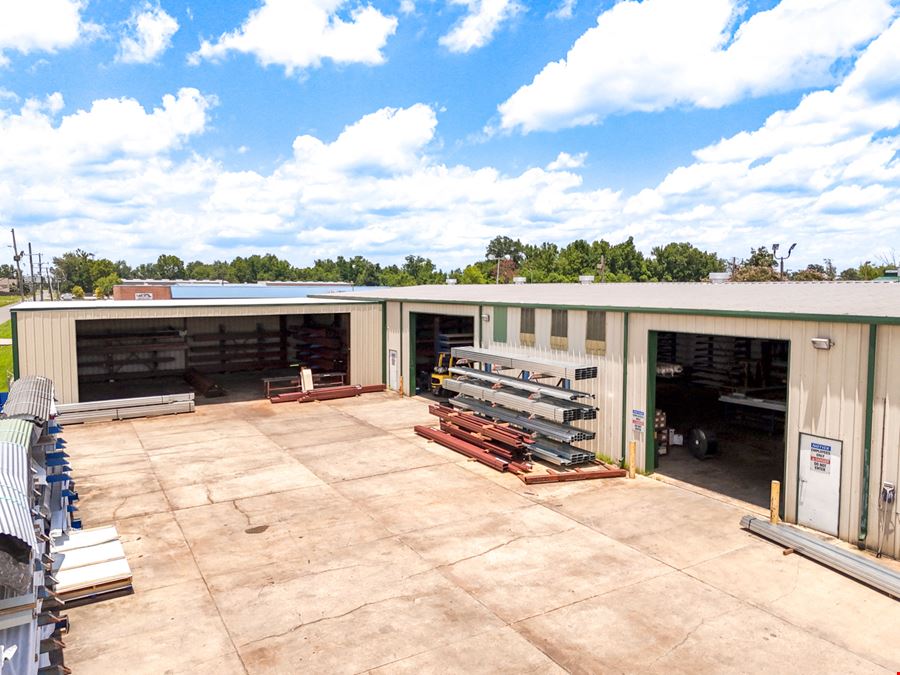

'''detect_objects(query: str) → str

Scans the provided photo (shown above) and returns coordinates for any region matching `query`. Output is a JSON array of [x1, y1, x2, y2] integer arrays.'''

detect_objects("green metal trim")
[[326, 296, 900, 326], [408, 309, 417, 396], [493, 306, 508, 343], [646, 330, 658, 471], [380, 301, 387, 385], [620, 311, 629, 465], [399, 301, 404, 393], [478, 304, 483, 348], [11, 310, 19, 379], [858, 323, 877, 548]]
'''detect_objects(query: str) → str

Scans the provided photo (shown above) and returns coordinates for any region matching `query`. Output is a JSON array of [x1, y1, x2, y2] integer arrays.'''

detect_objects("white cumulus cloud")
[[0, 0, 98, 65], [439, 0, 523, 53], [117, 3, 179, 64], [190, 0, 398, 74], [547, 151, 586, 170], [1, 18, 899, 270], [499, 0, 895, 133]]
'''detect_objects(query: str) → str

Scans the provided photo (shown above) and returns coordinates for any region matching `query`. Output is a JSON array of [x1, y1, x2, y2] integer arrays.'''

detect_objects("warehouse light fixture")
[[811, 337, 834, 350]]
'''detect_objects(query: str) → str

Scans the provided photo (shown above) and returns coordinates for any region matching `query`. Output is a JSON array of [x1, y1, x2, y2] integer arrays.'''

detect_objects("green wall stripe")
[[11, 310, 19, 380], [646, 330, 658, 471], [493, 306, 508, 343], [858, 323, 877, 548]]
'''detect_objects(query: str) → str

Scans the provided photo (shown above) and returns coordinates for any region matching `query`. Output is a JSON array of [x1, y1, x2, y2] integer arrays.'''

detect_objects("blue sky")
[[0, 0, 898, 272]]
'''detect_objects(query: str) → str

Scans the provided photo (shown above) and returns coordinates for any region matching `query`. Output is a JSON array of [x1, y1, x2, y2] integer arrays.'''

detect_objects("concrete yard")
[[61, 393, 900, 674]]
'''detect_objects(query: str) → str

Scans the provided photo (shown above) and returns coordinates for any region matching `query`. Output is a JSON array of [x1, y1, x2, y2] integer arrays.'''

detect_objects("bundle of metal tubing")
[[270, 384, 385, 404], [450, 347, 598, 380], [443, 378, 596, 423], [447, 366, 594, 401], [451, 397, 596, 443]]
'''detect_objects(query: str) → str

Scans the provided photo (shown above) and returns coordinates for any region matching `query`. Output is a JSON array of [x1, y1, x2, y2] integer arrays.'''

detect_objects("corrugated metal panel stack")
[[446, 347, 599, 466], [0, 376, 74, 675]]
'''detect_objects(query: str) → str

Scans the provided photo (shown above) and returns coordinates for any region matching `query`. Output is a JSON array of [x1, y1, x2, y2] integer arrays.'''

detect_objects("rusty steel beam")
[[414, 425, 510, 472], [270, 384, 385, 404], [518, 462, 627, 484]]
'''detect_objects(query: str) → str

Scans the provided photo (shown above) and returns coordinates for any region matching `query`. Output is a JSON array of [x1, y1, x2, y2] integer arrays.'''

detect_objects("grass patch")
[[0, 346, 11, 392], [0, 320, 10, 339], [0, 295, 22, 307]]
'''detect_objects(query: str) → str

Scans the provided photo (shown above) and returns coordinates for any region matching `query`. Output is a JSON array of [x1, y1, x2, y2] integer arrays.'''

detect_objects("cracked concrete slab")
[[60, 394, 900, 674], [368, 626, 566, 674], [238, 569, 504, 673], [63, 579, 236, 674], [175, 484, 392, 577], [332, 462, 532, 535], [684, 542, 900, 669], [207, 535, 433, 646]]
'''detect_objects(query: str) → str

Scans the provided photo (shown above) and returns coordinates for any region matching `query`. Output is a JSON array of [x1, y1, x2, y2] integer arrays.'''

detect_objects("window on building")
[[586, 310, 606, 355], [520, 307, 535, 346], [551, 309, 568, 350]]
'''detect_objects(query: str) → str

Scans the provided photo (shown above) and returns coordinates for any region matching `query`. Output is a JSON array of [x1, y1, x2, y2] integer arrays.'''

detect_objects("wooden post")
[[770, 480, 781, 524], [628, 441, 636, 479]]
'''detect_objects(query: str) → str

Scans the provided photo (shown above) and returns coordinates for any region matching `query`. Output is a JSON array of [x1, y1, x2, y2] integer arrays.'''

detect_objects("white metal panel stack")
[[0, 376, 73, 674]]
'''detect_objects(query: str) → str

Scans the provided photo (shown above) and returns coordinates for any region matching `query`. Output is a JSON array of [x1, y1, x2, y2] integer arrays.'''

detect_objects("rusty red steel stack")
[[416, 405, 533, 473], [270, 384, 385, 404], [417, 404, 628, 484]]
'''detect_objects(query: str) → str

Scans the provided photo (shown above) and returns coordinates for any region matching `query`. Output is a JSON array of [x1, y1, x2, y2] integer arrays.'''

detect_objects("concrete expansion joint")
[[649, 607, 737, 667]]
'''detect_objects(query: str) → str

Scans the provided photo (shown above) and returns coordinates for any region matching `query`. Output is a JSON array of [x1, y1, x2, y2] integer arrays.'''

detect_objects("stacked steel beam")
[[270, 383, 385, 404], [442, 378, 596, 422], [416, 405, 533, 473]]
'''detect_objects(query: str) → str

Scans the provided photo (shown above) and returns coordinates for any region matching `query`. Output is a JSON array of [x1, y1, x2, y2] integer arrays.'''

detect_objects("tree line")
[[44, 239, 897, 297]]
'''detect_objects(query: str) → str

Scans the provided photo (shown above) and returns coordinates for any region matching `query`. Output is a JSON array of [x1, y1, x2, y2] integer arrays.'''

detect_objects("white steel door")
[[388, 350, 399, 391], [797, 433, 842, 536]]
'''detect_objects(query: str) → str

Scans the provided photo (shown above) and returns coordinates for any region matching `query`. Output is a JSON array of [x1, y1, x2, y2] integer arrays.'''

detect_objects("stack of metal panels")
[[442, 378, 596, 423], [528, 437, 596, 466], [56, 393, 195, 424], [448, 366, 594, 401], [450, 397, 595, 443], [451, 347, 598, 380], [0, 376, 73, 674]]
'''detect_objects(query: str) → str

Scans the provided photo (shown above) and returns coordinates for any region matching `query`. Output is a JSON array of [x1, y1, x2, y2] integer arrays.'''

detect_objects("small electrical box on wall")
[[881, 482, 896, 506]]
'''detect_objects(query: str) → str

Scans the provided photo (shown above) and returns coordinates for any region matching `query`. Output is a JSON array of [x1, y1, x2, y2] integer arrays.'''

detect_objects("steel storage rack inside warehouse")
[[335, 281, 900, 560]]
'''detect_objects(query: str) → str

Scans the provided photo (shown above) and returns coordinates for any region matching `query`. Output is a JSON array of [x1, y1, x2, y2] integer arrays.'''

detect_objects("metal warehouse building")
[[10, 297, 383, 404], [9, 282, 900, 559], [335, 282, 900, 560]]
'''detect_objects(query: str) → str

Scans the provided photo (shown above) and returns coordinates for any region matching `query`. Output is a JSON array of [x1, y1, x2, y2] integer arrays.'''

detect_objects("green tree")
[[485, 236, 525, 264], [155, 254, 185, 279], [71, 285, 85, 299], [791, 265, 827, 281], [52, 249, 95, 292], [607, 236, 650, 280], [839, 267, 862, 280], [649, 242, 724, 281], [93, 273, 120, 298], [401, 255, 444, 284], [459, 264, 488, 284]]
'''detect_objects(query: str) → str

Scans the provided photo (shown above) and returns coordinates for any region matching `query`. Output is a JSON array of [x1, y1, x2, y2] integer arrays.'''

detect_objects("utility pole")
[[27, 242, 35, 301], [10, 228, 24, 301], [38, 253, 44, 300]]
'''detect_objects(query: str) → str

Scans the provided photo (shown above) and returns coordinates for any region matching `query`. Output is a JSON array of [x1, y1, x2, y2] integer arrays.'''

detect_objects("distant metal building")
[[336, 282, 900, 560]]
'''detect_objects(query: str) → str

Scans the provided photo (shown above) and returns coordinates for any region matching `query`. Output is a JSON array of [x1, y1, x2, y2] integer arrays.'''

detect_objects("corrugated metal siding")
[[870, 325, 900, 558], [0, 419, 37, 448], [349, 304, 383, 386], [625, 313, 869, 540], [15, 303, 381, 403]]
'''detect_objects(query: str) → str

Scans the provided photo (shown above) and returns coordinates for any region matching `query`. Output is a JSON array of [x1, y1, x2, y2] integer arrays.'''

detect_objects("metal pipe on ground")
[[740, 515, 900, 599]]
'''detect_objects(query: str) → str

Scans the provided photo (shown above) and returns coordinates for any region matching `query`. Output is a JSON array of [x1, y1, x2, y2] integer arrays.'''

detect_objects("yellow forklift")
[[431, 352, 466, 395]]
